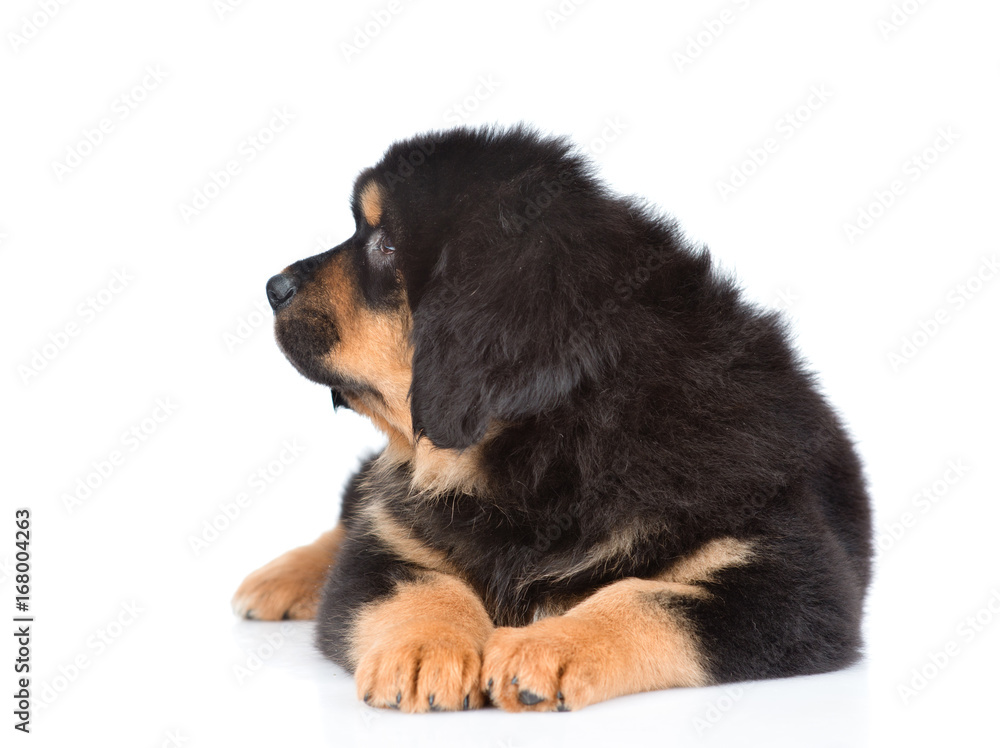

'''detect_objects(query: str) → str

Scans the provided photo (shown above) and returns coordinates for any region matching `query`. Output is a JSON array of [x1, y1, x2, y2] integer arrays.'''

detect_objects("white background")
[[2, 0, 998, 746]]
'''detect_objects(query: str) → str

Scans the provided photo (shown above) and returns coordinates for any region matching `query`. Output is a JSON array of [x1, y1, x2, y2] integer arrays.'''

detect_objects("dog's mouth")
[[331, 388, 351, 411]]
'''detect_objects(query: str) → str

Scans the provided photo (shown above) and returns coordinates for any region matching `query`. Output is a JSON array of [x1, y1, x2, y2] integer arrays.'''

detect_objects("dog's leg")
[[318, 565, 493, 712], [482, 578, 709, 712], [351, 572, 493, 712], [232, 525, 345, 620]]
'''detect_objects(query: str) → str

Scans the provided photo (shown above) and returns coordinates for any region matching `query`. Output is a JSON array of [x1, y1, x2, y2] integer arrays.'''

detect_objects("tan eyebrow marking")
[[359, 181, 385, 227]]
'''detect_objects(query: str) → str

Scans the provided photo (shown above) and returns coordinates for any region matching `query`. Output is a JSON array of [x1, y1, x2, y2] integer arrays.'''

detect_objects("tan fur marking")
[[536, 531, 754, 590], [411, 439, 489, 495], [529, 593, 588, 623], [322, 288, 413, 437], [372, 435, 490, 497], [351, 572, 494, 712], [659, 537, 755, 585], [482, 578, 708, 712], [231, 524, 345, 620], [532, 521, 648, 585], [311, 254, 489, 496], [359, 181, 385, 226], [363, 501, 456, 575]]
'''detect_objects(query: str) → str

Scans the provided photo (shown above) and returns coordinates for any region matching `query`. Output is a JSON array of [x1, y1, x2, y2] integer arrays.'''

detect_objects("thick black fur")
[[278, 125, 872, 685]]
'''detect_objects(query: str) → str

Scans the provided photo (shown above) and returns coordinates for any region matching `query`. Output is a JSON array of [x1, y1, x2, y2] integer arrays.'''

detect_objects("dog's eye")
[[378, 234, 395, 255]]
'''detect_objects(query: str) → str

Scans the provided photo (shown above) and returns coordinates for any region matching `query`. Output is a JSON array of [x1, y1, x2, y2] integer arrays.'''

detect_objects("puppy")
[[233, 125, 872, 713]]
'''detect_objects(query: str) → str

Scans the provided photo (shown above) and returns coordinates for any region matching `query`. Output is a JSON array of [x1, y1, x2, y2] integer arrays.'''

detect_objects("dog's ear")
[[408, 171, 623, 450]]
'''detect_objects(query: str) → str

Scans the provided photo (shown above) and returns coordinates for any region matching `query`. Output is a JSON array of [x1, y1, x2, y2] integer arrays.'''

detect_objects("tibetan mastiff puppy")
[[233, 125, 871, 712]]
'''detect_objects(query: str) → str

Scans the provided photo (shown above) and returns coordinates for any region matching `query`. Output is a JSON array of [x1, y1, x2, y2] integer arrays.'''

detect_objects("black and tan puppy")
[[232, 125, 872, 713]]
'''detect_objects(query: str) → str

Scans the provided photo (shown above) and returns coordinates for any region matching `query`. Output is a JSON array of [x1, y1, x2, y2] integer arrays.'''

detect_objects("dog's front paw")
[[482, 617, 611, 712], [231, 546, 330, 621], [356, 625, 486, 713]]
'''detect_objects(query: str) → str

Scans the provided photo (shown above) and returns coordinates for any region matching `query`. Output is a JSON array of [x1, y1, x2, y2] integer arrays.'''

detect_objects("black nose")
[[266, 273, 297, 311]]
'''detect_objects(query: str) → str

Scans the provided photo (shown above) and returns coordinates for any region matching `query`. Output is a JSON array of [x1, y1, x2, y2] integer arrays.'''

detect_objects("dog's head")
[[267, 126, 626, 468]]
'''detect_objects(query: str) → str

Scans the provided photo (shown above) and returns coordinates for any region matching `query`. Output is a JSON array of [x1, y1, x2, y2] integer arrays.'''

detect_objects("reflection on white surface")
[[26, 589, 871, 747], [223, 617, 868, 748]]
